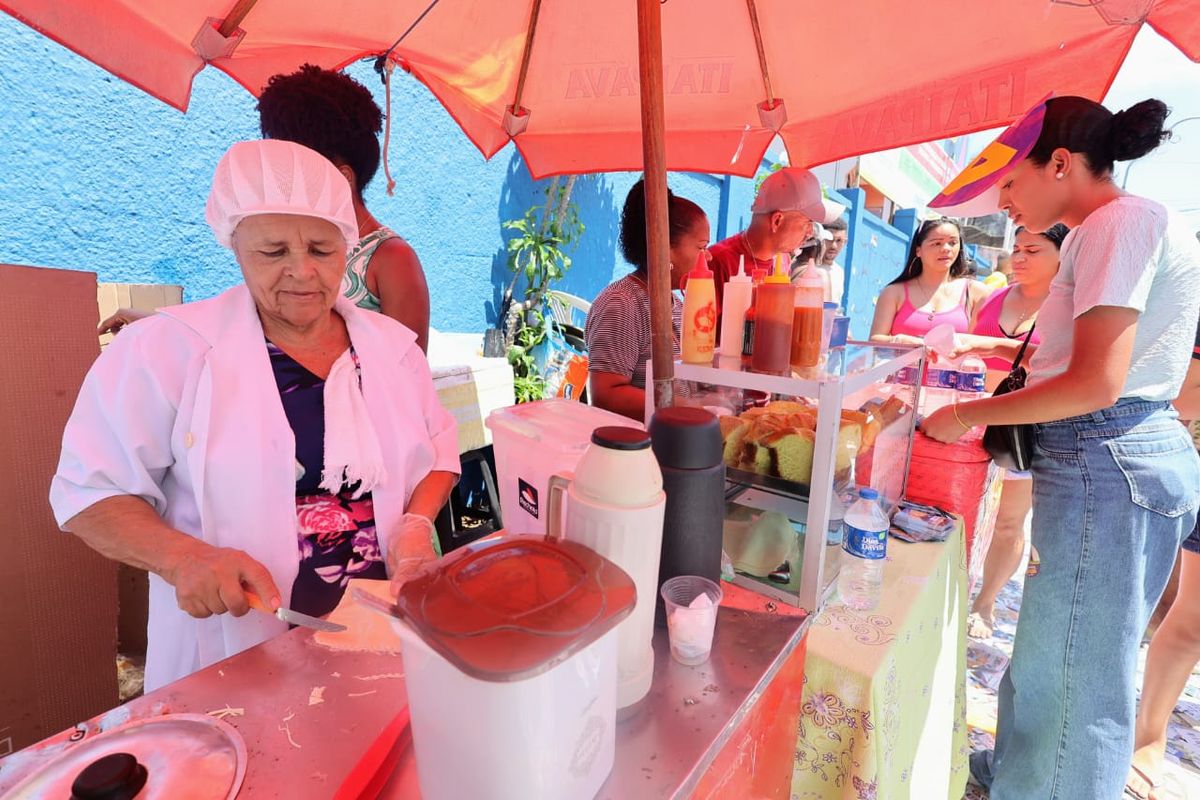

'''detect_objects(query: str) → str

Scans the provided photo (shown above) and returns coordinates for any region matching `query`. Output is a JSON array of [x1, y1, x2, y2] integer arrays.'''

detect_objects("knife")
[[246, 591, 348, 633]]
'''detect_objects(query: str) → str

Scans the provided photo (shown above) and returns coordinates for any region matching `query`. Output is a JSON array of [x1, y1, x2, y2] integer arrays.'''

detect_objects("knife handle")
[[244, 590, 274, 615]]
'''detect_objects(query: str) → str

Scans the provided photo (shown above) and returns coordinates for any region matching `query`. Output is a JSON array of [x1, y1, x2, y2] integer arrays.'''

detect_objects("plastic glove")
[[387, 512, 438, 597]]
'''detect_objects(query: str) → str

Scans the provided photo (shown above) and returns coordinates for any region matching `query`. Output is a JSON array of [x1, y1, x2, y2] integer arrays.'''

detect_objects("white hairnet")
[[205, 139, 359, 251]]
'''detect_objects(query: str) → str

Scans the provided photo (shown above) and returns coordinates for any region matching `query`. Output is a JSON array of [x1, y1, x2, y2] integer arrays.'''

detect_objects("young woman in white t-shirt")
[[921, 96, 1200, 800]]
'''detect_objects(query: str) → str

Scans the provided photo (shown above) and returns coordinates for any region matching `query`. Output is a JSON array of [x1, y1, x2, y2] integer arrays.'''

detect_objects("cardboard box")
[[0, 264, 118, 754], [428, 332, 517, 455]]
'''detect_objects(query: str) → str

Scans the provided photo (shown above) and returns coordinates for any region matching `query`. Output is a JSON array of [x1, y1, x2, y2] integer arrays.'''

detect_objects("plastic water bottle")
[[956, 354, 987, 400], [838, 488, 890, 610], [920, 364, 958, 413], [920, 324, 958, 413], [826, 489, 846, 546]]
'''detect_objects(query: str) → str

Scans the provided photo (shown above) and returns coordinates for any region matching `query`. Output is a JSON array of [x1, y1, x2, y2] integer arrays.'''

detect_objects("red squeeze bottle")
[[750, 255, 795, 374]]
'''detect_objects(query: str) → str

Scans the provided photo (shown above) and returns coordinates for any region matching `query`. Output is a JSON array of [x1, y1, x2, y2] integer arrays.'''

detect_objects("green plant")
[[507, 309, 548, 403], [500, 176, 585, 403], [754, 161, 784, 193], [502, 177, 583, 307]]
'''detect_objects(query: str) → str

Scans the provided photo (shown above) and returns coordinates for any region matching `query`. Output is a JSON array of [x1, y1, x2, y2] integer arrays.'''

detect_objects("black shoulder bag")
[[982, 325, 1036, 471]]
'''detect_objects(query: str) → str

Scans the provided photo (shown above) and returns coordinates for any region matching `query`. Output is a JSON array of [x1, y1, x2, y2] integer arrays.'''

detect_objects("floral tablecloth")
[[792, 521, 968, 800]]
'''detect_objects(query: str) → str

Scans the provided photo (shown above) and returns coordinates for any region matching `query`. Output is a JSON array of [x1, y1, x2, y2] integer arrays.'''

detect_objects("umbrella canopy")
[[6, 0, 1199, 405], [4, 0, 1198, 178]]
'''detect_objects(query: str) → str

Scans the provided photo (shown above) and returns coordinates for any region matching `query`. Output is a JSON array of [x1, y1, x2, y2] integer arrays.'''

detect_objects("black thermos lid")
[[591, 426, 653, 451], [649, 407, 722, 469]]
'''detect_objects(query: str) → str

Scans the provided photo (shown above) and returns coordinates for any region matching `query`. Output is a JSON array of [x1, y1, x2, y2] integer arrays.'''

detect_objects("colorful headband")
[[928, 95, 1051, 217]]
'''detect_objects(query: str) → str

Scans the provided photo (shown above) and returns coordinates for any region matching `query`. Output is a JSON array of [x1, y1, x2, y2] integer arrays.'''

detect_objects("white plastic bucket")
[[394, 620, 619, 800]]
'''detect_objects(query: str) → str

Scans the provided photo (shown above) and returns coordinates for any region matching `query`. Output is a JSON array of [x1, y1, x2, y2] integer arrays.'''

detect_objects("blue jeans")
[[972, 400, 1200, 799]]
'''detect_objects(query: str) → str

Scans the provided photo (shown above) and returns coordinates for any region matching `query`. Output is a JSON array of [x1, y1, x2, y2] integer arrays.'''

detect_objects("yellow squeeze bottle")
[[681, 253, 717, 364]]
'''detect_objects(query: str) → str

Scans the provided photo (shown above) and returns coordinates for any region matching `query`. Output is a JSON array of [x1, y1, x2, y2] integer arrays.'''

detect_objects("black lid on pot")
[[649, 407, 722, 469], [71, 753, 147, 800]]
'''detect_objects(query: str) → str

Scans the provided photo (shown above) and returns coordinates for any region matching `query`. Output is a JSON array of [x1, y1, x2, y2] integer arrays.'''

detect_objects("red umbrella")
[[5, 0, 1198, 399], [6, 0, 1198, 177]]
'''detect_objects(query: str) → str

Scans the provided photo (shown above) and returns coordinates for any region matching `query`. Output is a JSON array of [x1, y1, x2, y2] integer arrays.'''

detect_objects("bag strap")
[[1011, 324, 1036, 370]]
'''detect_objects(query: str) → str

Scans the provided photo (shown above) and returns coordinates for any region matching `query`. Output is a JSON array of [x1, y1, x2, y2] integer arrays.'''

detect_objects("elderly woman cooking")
[[50, 140, 458, 691]]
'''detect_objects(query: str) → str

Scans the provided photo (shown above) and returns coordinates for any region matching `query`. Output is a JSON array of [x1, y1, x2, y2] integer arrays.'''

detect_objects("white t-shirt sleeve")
[[400, 345, 461, 476], [49, 321, 182, 527], [831, 263, 845, 306], [1069, 203, 1165, 319]]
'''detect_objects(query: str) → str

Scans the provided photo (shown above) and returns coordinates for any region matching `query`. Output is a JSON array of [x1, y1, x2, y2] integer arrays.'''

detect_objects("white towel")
[[320, 349, 387, 498]]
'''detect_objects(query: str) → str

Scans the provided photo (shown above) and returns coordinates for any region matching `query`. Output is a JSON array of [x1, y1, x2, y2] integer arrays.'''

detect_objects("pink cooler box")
[[904, 429, 1003, 589]]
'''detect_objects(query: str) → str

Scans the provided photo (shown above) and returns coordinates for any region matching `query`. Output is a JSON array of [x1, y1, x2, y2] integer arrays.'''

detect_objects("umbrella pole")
[[637, 0, 675, 412], [218, 0, 260, 37]]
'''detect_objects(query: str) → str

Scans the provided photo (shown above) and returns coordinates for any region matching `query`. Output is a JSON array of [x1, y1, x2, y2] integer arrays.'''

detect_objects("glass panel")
[[721, 498, 805, 594], [841, 362, 920, 511], [717, 492, 847, 602], [661, 343, 921, 611]]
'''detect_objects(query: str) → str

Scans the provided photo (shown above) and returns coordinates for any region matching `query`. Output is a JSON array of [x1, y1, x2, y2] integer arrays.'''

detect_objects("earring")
[[1055, 172, 1064, 180]]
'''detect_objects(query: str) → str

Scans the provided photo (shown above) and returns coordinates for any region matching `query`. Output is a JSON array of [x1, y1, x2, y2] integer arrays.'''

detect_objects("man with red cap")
[[707, 167, 846, 333]]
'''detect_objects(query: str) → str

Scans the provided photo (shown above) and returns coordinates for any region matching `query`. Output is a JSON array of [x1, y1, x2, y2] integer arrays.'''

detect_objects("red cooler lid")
[[394, 537, 636, 682]]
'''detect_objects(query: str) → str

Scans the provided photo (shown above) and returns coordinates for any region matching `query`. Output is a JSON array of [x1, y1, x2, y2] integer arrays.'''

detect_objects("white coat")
[[50, 284, 459, 690]]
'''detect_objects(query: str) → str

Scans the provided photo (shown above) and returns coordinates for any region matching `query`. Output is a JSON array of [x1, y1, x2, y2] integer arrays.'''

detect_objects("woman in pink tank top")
[[961, 224, 1067, 643], [870, 218, 990, 346], [967, 225, 1067, 379]]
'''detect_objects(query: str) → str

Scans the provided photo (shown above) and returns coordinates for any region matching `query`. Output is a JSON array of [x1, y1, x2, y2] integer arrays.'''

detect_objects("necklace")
[[912, 278, 952, 321], [1007, 287, 1042, 327], [630, 270, 677, 293], [741, 230, 769, 264]]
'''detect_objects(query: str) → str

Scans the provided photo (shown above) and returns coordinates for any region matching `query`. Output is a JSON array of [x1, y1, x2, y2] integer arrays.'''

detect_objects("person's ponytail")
[[1029, 96, 1172, 177], [619, 180, 651, 270], [1107, 99, 1171, 163]]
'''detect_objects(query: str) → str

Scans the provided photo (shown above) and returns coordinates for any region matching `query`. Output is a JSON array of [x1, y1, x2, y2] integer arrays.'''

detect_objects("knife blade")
[[246, 591, 347, 633]]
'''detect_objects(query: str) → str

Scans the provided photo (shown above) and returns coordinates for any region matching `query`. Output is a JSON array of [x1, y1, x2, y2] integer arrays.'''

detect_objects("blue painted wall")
[[838, 188, 920, 340], [0, 14, 752, 333]]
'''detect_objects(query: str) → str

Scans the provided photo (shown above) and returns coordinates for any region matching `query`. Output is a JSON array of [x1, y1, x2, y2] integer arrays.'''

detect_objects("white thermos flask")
[[547, 426, 665, 710]]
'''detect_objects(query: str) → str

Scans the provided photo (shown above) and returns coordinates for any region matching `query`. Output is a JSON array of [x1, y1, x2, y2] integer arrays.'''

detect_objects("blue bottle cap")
[[859, 488, 880, 501]]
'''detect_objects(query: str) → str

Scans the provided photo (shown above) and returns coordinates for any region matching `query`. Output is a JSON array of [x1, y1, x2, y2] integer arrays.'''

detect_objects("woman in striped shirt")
[[585, 180, 709, 420]]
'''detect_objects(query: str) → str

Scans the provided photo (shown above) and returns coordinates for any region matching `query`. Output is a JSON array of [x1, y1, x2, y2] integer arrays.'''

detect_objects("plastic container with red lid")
[[392, 535, 636, 800]]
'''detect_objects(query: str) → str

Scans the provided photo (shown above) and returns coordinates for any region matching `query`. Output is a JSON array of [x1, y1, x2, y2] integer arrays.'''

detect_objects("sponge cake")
[[764, 428, 816, 485]]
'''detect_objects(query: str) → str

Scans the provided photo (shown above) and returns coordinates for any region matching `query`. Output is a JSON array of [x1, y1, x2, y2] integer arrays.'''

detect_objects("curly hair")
[[257, 64, 383, 197]]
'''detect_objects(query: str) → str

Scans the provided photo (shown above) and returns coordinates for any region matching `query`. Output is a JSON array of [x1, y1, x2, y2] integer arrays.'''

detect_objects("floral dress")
[[341, 228, 399, 312], [268, 341, 387, 618]]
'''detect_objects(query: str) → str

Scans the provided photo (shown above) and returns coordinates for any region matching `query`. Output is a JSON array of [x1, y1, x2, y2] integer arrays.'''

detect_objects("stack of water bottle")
[[893, 323, 987, 414]]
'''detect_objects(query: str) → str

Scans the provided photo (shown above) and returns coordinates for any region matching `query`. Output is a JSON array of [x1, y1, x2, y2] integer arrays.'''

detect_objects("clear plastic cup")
[[661, 576, 723, 666], [821, 302, 837, 355], [923, 323, 958, 360]]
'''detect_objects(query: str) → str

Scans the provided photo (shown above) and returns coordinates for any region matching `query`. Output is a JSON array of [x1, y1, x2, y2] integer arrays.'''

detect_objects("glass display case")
[[649, 343, 924, 613]]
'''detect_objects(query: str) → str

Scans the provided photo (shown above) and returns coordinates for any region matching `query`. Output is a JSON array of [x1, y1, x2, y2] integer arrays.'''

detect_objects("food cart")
[[1, 341, 945, 800]]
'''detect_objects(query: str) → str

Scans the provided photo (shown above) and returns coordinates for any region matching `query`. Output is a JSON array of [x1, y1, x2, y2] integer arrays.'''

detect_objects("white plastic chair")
[[546, 290, 591, 330]]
